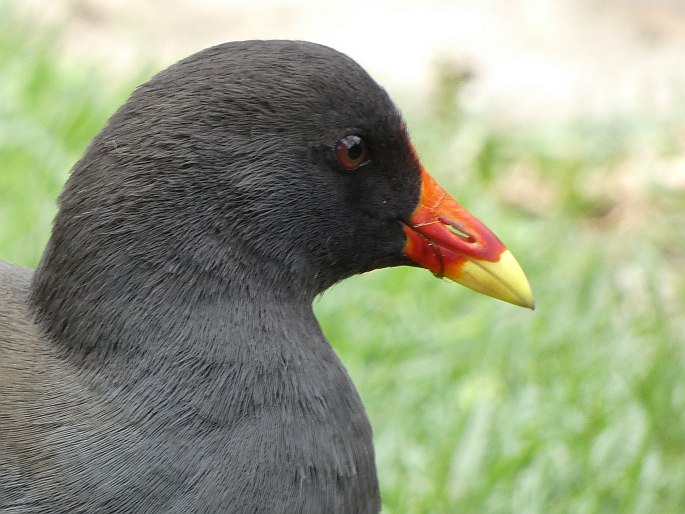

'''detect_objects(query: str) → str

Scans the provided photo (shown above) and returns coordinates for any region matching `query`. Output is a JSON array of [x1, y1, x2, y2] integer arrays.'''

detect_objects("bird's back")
[[0, 262, 126, 513], [0, 261, 40, 511], [0, 260, 35, 344]]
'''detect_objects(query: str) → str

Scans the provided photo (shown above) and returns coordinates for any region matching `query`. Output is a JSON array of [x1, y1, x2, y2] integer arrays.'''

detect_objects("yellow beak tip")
[[451, 249, 535, 310]]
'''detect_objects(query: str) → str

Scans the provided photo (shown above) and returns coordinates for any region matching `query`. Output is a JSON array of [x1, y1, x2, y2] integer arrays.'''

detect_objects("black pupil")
[[347, 142, 362, 161]]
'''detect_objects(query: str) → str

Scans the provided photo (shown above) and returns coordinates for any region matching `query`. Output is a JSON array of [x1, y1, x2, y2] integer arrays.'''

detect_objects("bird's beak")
[[402, 167, 534, 309]]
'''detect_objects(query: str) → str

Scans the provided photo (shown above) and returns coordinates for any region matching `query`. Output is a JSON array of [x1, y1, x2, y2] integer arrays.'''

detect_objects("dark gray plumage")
[[0, 41, 423, 512]]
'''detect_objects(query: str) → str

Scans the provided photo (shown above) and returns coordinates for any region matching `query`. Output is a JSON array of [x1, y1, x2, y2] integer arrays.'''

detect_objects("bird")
[[0, 40, 533, 513]]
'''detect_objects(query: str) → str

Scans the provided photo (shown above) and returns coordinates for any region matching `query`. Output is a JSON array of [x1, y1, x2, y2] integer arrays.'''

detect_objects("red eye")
[[335, 135, 370, 171]]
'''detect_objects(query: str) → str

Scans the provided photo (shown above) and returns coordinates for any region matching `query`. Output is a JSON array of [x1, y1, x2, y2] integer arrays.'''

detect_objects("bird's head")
[[39, 40, 533, 310]]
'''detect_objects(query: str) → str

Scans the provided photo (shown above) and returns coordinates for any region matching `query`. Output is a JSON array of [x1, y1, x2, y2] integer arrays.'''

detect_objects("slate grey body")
[[0, 41, 422, 512]]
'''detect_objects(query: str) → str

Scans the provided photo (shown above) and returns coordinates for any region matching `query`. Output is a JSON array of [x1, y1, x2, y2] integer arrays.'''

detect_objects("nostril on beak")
[[439, 217, 475, 243]]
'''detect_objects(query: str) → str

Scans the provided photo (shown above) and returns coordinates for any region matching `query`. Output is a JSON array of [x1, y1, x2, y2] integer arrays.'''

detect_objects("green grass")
[[2, 7, 685, 513]]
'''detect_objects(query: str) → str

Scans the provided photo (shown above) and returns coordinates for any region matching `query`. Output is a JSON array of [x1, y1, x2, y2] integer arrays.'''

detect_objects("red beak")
[[403, 167, 534, 309]]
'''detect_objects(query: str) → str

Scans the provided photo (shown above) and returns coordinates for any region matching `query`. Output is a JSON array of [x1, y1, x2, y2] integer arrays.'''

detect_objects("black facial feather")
[[32, 41, 420, 350]]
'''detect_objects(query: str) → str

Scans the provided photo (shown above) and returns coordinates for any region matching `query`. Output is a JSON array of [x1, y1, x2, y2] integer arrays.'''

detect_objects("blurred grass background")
[[2, 3, 685, 513]]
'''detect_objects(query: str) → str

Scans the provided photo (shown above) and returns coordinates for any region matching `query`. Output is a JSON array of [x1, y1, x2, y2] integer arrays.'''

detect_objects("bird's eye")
[[335, 135, 370, 171]]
